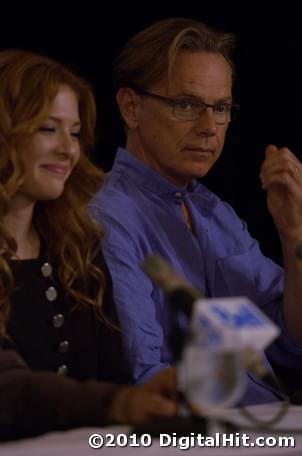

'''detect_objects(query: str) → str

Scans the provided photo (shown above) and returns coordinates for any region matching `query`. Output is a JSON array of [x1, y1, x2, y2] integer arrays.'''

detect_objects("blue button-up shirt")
[[90, 148, 302, 405]]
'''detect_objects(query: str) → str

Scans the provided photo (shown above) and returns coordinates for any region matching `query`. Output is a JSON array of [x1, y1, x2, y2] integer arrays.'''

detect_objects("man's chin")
[[190, 164, 213, 179]]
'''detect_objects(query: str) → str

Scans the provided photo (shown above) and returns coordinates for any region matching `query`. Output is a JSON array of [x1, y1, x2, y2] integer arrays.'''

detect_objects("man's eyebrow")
[[173, 91, 233, 103]]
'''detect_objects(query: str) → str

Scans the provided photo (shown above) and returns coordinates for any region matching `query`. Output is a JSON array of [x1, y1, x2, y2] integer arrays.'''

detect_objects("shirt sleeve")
[[0, 345, 120, 441], [91, 204, 170, 384], [91, 249, 133, 385], [103, 242, 170, 383]]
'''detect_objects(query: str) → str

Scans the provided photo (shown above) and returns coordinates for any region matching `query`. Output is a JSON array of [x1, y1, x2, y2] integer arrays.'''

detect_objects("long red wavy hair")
[[0, 49, 105, 336]]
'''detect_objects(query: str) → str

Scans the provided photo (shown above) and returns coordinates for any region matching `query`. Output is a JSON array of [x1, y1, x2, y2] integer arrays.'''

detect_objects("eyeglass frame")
[[133, 87, 240, 124]]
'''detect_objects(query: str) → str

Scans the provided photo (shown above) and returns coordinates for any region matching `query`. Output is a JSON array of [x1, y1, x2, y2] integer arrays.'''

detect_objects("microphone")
[[142, 254, 285, 409], [142, 254, 200, 317], [143, 255, 245, 411]]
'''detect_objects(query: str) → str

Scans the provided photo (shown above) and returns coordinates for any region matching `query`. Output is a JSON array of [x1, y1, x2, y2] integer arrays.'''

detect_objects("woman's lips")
[[41, 164, 69, 177]]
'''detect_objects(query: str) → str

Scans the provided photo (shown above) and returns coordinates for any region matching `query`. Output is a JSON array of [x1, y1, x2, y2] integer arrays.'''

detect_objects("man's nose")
[[195, 107, 217, 135]]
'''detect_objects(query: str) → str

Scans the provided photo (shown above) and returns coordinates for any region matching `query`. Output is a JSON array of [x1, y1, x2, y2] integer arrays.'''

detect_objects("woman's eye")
[[71, 131, 81, 139], [38, 126, 55, 133]]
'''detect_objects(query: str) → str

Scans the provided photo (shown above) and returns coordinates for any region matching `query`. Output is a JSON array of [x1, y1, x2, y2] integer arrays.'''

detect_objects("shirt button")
[[57, 365, 68, 375], [41, 262, 52, 277], [52, 314, 64, 328], [45, 287, 57, 301], [175, 192, 182, 198], [58, 340, 69, 353]]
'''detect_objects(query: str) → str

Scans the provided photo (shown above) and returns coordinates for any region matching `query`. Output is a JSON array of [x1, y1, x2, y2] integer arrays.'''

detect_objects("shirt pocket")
[[214, 253, 257, 300]]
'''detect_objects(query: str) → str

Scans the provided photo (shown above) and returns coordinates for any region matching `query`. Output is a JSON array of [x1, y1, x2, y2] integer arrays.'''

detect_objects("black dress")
[[0, 251, 130, 441]]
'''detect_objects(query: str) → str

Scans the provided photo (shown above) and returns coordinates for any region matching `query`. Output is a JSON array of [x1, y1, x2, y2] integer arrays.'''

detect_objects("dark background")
[[2, 1, 301, 265]]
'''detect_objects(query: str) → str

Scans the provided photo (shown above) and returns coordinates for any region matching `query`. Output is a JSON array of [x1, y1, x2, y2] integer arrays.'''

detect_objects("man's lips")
[[183, 147, 215, 154]]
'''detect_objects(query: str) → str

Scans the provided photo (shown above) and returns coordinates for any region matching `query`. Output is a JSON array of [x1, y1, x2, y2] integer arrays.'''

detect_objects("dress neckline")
[[10, 236, 47, 263]]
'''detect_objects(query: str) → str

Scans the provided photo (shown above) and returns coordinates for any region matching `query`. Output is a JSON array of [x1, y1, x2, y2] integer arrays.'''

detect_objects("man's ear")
[[116, 88, 141, 130]]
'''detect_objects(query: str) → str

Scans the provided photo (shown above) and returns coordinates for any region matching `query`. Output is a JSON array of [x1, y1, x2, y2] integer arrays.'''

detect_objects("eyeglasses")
[[135, 88, 240, 124]]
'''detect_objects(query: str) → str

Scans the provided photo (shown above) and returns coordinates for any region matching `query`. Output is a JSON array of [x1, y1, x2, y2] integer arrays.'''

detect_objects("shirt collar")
[[111, 147, 219, 207]]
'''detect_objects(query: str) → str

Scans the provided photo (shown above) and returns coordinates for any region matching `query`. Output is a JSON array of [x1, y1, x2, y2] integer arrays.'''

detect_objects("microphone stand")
[[132, 289, 237, 437]]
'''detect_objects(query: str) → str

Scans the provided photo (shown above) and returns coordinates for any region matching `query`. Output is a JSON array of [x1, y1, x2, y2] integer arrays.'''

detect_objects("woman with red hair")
[[0, 49, 175, 441]]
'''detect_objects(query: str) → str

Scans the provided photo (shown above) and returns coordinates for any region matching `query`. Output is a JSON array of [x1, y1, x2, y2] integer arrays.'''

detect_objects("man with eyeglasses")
[[90, 18, 302, 405]]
